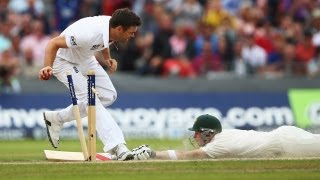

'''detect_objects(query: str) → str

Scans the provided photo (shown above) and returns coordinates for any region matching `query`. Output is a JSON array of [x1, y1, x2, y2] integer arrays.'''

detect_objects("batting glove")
[[132, 144, 155, 160]]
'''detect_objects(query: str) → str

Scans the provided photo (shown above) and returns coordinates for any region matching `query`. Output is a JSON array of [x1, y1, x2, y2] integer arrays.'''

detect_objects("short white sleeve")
[[57, 16, 111, 63], [65, 33, 86, 49]]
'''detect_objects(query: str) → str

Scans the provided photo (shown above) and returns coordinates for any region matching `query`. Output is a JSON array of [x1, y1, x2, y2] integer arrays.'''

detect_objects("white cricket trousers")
[[276, 126, 320, 157], [52, 57, 125, 152]]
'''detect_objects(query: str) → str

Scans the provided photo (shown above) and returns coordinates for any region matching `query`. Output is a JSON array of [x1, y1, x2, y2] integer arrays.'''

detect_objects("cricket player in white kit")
[[38, 8, 142, 161], [132, 114, 320, 160]]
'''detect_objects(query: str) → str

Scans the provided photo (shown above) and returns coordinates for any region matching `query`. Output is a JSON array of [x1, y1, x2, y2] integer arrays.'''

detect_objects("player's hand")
[[39, 66, 53, 80], [132, 144, 155, 160], [105, 58, 117, 74]]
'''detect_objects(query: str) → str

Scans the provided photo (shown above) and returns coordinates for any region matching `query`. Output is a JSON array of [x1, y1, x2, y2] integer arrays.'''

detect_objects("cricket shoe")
[[43, 111, 63, 148], [115, 144, 134, 161]]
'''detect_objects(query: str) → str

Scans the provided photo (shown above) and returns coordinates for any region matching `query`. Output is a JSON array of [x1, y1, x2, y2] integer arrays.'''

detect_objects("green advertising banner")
[[288, 89, 320, 128]]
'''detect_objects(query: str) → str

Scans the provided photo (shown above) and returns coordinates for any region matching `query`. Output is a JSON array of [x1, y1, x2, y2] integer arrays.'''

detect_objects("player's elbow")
[[48, 36, 68, 49], [100, 90, 117, 106]]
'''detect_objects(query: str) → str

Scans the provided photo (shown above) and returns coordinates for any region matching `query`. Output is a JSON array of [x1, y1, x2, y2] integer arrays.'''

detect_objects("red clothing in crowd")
[[295, 42, 316, 63], [192, 53, 224, 75]]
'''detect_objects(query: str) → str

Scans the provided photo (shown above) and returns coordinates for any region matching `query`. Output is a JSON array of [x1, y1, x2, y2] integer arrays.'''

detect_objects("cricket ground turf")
[[0, 139, 319, 180]]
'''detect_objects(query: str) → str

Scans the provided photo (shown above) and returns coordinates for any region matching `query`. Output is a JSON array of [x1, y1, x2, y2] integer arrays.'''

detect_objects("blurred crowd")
[[1, 0, 320, 94]]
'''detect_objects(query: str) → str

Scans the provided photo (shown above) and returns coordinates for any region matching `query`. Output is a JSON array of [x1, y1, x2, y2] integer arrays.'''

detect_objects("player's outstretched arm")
[[132, 145, 210, 160], [154, 149, 210, 160]]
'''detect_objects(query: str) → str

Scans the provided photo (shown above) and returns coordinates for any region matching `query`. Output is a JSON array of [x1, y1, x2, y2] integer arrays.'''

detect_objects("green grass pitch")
[[0, 139, 320, 179]]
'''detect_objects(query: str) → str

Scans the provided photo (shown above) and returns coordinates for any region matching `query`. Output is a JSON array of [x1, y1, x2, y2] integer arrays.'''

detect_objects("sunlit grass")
[[0, 139, 319, 180]]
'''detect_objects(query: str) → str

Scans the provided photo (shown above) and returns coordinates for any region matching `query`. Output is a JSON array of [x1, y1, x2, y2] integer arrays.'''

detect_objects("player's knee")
[[100, 90, 117, 106]]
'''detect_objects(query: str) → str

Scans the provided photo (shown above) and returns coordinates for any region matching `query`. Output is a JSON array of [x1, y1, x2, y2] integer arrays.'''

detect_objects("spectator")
[[241, 33, 267, 75], [169, 24, 195, 59], [312, 8, 320, 47], [101, 0, 132, 16], [216, 35, 232, 71], [232, 40, 247, 77], [264, 0, 281, 26], [8, 0, 45, 17], [117, 33, 153, 72], [278, 14, 297, 44], [259, 33, 285, 78], [309, 8, 320, 77], [79, 0, 101, 18], [54, 0, 82, 31], [11, 0, 50, 35], [285, 0, 313, 24], [0, 23, 12, 53], [162, 55, 195, 78], [192, 41, 224, 76], [17, 13, 33, 37], [135, 1, 158, 34], [137, 13, 173, 76], [132, 0, 145, 16], [134, 33, 154, 73], [295, 29, 316, 76], [0, 0, 9, 22], [237, 4, 260, 37], [194, 23, 219, 57], [20, 19, 50, 78], [216, 16, 237, 70], [222, 0, 243, 16], [279, 40, 296, 77], [307, 53, 320, 78], [202, 0, 233, 29], [0, 47, 21, 94], [173, 0, 203, 30], [101, 0, 121, 15], [254, 20, 274, 55], [154, 0, 183, 15], [4, 12, 24, 56]]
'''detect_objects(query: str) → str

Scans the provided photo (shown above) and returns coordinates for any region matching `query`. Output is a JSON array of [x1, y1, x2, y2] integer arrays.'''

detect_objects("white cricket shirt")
[[201, 126, 320, 158], [201, 128, 283, 158], [56, 16, 111, 63]]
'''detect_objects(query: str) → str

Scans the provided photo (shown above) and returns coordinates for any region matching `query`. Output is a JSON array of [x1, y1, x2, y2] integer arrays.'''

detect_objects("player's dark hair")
[[110, 8, 141, 30]]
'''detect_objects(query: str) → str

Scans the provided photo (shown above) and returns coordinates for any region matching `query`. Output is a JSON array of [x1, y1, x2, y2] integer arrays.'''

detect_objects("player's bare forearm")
[[39, 36, 68, 80], [152, 151, 172, 160], [153, 149, 210, 160], [44, 43, 58, 67], [132, 145, 209, 160], [100, 48, 112, 61], [100, 48, 117, 74], [44, 36, 68, 67]]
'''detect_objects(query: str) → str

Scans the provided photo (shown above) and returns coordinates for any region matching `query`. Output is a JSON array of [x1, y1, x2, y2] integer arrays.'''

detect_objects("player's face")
[[194, 131, 205, 147], [118, 26, 138, 43]]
